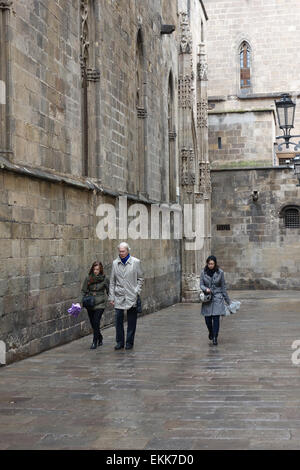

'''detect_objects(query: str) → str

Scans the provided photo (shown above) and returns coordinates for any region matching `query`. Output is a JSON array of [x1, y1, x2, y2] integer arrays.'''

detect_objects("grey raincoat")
[[200, 268, 231, 316], [109, 255, 144, 310]]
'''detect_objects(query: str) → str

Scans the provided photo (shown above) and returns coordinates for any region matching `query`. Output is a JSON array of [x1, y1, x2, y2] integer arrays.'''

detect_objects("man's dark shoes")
[[212, 337, 218, 345], [90, 341, 98, 349], [114, 343, 124, 350], [125, 344, 133, 350]]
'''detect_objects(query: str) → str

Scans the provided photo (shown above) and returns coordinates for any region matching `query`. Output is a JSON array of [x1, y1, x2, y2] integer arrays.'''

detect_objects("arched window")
[[285, 208, 300, 228], [80, 0, 100, 177], [136, 30, 143, 109], [0, 3, 11, 154], [201, 19, 204, 43], [135, 28, 146, 195], [168, 72, 176, 202], [239, 41, 251, 90]]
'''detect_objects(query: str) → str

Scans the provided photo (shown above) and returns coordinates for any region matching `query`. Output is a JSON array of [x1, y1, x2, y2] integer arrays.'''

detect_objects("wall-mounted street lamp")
[[275, 94, 300, 186], [275, 93, 300, 151]]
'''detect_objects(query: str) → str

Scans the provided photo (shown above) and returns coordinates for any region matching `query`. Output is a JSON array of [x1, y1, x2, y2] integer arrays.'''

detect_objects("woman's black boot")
[[90, 340, 98, 349], [213, 337, 218, 345], [208, 330, 213, 340], [97, 336, 103, 346]]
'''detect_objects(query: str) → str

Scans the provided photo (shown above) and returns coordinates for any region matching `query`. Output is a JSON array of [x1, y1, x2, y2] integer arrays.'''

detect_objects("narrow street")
[[1, 290, 300, 450]]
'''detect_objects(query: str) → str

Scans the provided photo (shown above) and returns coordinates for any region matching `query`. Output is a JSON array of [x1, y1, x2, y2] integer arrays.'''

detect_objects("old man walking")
[[109, 242, 144, 350]]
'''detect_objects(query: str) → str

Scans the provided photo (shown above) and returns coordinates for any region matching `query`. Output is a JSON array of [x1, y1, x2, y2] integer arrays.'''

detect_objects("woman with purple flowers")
[[81, 261, 110, 350]]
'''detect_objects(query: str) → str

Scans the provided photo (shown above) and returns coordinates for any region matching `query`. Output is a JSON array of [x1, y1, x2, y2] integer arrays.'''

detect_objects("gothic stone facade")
[[211, 167, 300, 289], [0, 0, 210, 364], [205, 0, 300, 167], [207, 0, 300, 289]]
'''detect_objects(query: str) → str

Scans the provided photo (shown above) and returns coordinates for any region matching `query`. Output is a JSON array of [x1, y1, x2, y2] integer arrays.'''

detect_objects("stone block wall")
[[10, 0, 81, 174], [8, 0, 179, 201], [209, 110, 275, 168], [205, 0, 300, 99], [0, 1, 183, 364], [211, 167, 300, 289], [205, 0, 300, 161], [0, 168, 181, 364]]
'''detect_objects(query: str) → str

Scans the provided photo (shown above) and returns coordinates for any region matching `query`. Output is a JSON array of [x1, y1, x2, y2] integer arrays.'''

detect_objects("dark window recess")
[[240, 42, 251, 89], [217, 224, 230, 231], [278, 157, 293, 165], [218, 137, 222, 149], [285, 209, 300, 228]]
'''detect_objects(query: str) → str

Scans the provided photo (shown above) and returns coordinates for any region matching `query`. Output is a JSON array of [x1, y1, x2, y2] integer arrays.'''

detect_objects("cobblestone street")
[[1, 290, 300, 450]]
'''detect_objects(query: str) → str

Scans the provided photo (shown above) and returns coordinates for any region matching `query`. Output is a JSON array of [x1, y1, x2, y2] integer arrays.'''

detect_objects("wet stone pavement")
[[1, 290, 300, 450]]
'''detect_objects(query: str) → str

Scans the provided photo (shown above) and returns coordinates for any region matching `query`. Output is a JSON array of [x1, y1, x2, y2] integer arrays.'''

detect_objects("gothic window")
[[0, 2, 12, 154], [80, 0, 90, 176], [136, 30, 143, 109], [239, 41, 251, 89], [80, 0, 100, 178], [168, 72, 176, 202], [135, 28, 146, 195], [201, 19, 204, 43]]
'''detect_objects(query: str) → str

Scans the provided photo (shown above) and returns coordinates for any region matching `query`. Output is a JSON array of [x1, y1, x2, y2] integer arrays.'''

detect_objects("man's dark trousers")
[[115, 306, 138, 346]]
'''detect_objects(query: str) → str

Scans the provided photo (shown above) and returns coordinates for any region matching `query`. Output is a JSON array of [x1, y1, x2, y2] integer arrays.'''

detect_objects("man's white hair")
[[118, 241, 130, 251]]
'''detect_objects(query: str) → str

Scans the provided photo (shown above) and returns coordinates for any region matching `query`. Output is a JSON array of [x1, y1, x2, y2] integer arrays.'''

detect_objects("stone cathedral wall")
[[211, 167, 300, 289], [0, 0, 183, 364], [0, 168, 181, 364]]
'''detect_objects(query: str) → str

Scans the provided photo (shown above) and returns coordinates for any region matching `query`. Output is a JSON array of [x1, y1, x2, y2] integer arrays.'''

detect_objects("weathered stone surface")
[[211, 167, 300, 289], [205, 0, 300, 165], [1, 291, 300, 450], [208, 111, 274, 168], [0, 168, 181, 364], [0, 0, 210, 363]]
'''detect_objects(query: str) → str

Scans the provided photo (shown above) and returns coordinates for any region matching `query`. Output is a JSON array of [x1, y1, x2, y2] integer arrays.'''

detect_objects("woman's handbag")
[[199, 290, 212, 303], [82, 294, 96, 309]]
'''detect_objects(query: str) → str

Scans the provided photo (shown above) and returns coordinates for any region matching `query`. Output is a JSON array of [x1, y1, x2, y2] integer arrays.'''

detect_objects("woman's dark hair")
[[205, 255, 219, 272], [88, 261, 104, 276]]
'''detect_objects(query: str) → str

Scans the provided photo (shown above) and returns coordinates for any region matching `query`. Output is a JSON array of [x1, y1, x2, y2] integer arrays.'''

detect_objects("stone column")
[[196, 42, 211, 275], [178, 13, 211, 302]]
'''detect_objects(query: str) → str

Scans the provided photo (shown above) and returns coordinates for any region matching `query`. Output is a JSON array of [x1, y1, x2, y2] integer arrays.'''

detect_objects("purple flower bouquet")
[[68, 302, 82, 317]]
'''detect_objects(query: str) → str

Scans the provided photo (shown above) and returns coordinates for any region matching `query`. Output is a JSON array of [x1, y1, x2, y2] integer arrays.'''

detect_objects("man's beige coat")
[[109, 255, 144, 309]]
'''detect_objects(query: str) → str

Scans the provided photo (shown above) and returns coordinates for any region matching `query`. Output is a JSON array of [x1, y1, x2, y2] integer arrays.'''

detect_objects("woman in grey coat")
[[200, 255, 231, 345]]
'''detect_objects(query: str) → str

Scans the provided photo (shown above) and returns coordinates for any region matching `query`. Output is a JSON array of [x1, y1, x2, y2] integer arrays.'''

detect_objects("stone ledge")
[[209, 92, 300, 101], [208, 108, 274, 114], [211, 165, 291, 172], [0, 156, 102, 192], [208, 95, 227, 102], [0, 156, 174, 207], [237, 92, 300, 100]]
